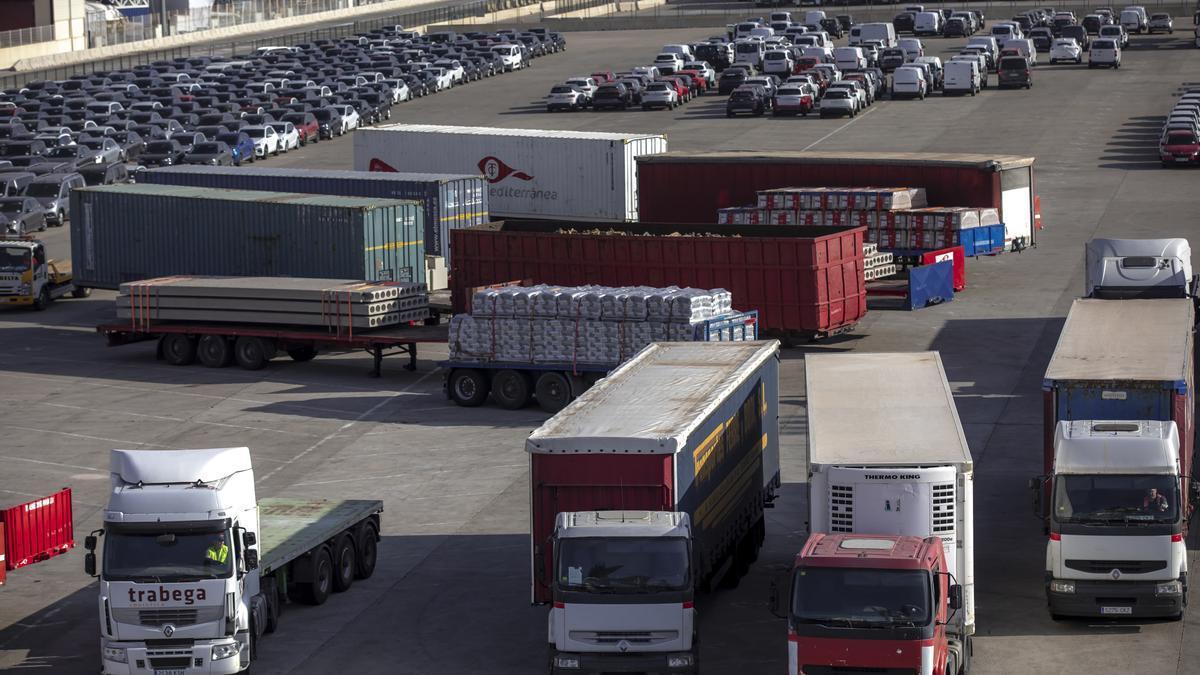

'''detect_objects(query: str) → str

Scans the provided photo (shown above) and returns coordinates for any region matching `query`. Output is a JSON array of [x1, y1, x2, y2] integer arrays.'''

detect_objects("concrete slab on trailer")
[[115, 295, 429, 316], [115, 307, 430, 328], [119, 277, 427, 303], [1044, 298, 1194, 384], [805, 351, 973, 468], [257, 497, 382, 573]]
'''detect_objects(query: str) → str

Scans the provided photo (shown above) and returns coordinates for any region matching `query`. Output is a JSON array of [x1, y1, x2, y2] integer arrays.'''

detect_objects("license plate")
[[154, 671, 185, 675], [1176, 157, 1190, 162], [1100, 606, 1132, 615]]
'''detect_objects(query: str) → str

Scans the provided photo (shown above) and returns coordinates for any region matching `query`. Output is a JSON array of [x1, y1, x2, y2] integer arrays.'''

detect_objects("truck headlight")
[[668, 653, 694, 667], [1156, 580, 1183, 595], [553, 655, 580, 669], [17, 283, 31, 295], [103, 646, 128, 663], [212, 643, 241, 661], [1050, 580, 1075, 594]]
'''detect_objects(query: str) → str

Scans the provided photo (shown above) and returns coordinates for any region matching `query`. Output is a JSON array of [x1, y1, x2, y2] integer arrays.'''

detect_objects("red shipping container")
[[2, 488, 74, 571], [449, 221, 867, 339], [0, 523, 6, 586], [636, 152, 1037, 250]]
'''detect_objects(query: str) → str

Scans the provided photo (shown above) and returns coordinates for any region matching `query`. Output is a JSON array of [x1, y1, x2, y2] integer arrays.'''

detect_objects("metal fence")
[[0, 24, 55, 49]]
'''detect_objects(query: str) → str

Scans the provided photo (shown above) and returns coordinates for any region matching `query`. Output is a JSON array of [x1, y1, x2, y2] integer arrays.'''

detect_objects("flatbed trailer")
[[258, 497, 383, 578], [97, 320, 449, 376]]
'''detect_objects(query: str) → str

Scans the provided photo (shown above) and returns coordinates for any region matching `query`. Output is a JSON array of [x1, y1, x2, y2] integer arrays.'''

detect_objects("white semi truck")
[[84, 447, 382, 674]]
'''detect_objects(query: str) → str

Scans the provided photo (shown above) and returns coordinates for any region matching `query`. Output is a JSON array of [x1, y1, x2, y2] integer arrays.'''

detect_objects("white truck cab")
[[548, 511, 697, 674], [1038, 421, 1189, 619], [1085, 237, 1196, 298]]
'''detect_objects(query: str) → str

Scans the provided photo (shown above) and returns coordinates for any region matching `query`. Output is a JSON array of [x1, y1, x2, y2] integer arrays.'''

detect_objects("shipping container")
[[1042, 299, 1195, 496], [2, 487, 74, 572], [636, 151, 1038, 250], [526, 341, 781, 603], [140, 166, 486, 260], [354, 124, 667, 221], [71, 184, 425, 290], [449, 220, 866, 340]]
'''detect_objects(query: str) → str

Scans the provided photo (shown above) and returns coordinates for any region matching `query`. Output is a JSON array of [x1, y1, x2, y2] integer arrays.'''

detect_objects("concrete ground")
[[2, 22, 1199, 675]]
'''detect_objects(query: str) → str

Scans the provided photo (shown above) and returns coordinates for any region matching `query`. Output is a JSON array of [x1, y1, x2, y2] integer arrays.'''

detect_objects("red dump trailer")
[[449, 220, 866, 342], [636, 151, 1038, 250], [1, 488, 74, 584]]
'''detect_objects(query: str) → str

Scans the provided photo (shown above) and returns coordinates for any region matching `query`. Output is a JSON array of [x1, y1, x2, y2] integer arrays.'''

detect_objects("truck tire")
[[161, 334, 197, 366], [535, 372, 573, 413], [355, 521, 379, 579], [448, 369, 489, 407], [287, 346, 318, 362], [264, 577, 280, 634], [32, 287, 50, 311], [71, 286, 91, 299], [300, 548, 333, 605], [197, 335, 233, 368], [492, 369, 532, 409], [331, 534, 356, 593], [234, 337, 272, 370]]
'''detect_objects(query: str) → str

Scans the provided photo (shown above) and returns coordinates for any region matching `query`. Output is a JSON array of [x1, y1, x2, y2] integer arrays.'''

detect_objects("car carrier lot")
[[2, 24, 1199, 675]]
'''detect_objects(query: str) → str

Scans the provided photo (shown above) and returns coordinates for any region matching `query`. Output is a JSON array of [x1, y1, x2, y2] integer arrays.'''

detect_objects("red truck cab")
[[786, 533, 968, 675]]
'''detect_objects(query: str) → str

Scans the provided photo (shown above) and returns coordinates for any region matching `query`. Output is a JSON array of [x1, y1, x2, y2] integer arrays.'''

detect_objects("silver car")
[[22, 173, 85, 226]]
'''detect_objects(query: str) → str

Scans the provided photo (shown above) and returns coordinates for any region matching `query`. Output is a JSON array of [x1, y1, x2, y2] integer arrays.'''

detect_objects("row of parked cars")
[[0, 24, 566, 233], [545, 43, 715, 112], [1158, 87, 1200, 167]]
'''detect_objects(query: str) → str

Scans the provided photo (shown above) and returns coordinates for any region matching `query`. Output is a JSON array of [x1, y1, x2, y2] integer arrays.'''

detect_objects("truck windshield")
[[1054, 475, 1179, 524], [792, 567, 931, 626], [0, 246, 30, 272], [557, 537, 689, 593], [104, 527, 233, 582]]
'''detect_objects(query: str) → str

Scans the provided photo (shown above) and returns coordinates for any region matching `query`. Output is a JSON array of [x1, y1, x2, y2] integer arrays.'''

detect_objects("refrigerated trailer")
[[803, 351, 974, 674], [527, 341, 780, 672], [85, 448, 382, 674]]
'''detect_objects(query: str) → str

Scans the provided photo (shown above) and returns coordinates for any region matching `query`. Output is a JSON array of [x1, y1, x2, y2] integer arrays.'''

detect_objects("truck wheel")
[[32, 286, 51, 311], [197, 335, 233, 368], [234, 336, 272, 370], [287, 346, 318, 362], [264, 577, 280, 634], [300, 548, 334, 606], [448, 369, 489, 407], [331, 534, 356, 593], [71, 286, 91, 299], [161, 334, 197, 366], [492, 369, 532, 409], [535, 372, 573, 413], [355, 521, 378, 579]]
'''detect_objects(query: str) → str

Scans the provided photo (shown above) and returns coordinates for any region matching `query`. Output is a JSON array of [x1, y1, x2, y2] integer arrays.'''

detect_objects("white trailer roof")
[[527, 341, 779, 455], [805, 352, 973, 468], [374, 123, 664, 143], [1044, 299, 1193, 384]]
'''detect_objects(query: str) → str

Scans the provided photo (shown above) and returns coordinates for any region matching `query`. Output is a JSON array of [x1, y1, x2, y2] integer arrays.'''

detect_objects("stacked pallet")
[[116, 276, 429, 331], [864, 242, 897, 281], [449, 285, 740, 364], [716, 186, 1001, 253]]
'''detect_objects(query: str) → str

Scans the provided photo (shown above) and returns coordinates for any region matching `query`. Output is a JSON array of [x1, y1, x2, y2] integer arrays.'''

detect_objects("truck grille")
[[148, 656, 191, 669], [1064, 560, 1168, 575], [568, 630, 678, 645], [139, 609, 199, 626], [802, 667, 918, 675]]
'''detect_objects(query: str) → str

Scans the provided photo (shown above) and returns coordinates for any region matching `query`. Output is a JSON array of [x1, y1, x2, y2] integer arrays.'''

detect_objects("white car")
[[1049, 38, 1083, 64], [898, 37, 924, 61], [434, 59, 465, 84], [243, 125, 280, 158], [653, 53, 685, 71], [334, 105, 361, 132], [267, 122, 300, 152], [641, 82, 679, 110], [384, 79, 412, 103], [428, 67, 454, 91], [563, 77, 598, 104], [1098, 25, 1129, 48], [829, 80, 868, 108], [892, 65, 929, 99], [762, 50, 795, 76], [1088, 38, 1121, 68], [683, 61, 717, 86], [1148, 13, 1173, 33], [547, 85, 587, 111], [818, 89, 858, 118]]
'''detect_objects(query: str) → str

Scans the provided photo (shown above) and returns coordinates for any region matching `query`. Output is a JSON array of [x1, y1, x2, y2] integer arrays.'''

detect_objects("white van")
[[661, 44, 694, 59], [849, 22, 897, 48], [833, 46, 867, 71], [490, 44, 524, 71], [804, 10, 827, 27], [808, 31, 832, 49], [951, 53, 988, 86], [892, 65, 928, 99], [1003, 38, 1036, 66], [967, 35, 1000, 69], [734, 22, 760, 40], [750, 26, 775, 40], [1120, 8, 1146, 33], [733, 39, 766, 68], [914, 12, 943, 36], [804, 46, 836, 64], [943, 59, 980, 95]]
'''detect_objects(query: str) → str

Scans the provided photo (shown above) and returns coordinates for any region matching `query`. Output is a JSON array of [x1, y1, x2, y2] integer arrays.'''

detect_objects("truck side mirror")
[[244, 549, 259, 572], [949, 584, 963, 611], [768, 575, 788, 619], [1190, 480, 1200, 504], [243, 531, 256, 546], [84, 552, 96, 577], [85, 535, 97, 551], [1028, 475, 1045, 517]]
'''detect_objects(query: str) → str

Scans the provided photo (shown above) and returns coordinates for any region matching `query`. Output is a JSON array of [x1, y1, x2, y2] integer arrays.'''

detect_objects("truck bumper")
[[1047, 578, 1184, 618], [1, 296, 33, 305], [550, 649, 696, 675], [101, 638, 245, 674]]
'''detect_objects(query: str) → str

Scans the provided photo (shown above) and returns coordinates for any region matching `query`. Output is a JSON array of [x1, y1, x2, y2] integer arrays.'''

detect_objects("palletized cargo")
[[636, 152, 1038, 250], [353, 124, 668, 221], [70, 184, 425, 290], [2, 487, 74, 573], [140, 166, 486, 260], [449, 220, 866, 340]]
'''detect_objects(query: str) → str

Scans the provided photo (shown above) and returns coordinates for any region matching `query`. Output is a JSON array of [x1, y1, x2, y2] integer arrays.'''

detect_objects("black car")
[[893, 12, 916, 34], [879, 48, 908, 72], [836, 14, 854, 31], [945, 18, 969, 37], [726, 85, 771, 117], [592, 83, 633, 110], [1061, 24, 1090, 49], [141, 139, 187, 167], [77, 161, 130, 186], [311, 107, 344, 139], [182, 141, 235, 166], [718, 67, 751, 95], [820, 18, 844, 39]]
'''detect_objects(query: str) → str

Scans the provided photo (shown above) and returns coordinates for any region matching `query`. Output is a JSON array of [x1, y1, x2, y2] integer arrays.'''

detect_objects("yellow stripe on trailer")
[[365, 239, 424, 252]]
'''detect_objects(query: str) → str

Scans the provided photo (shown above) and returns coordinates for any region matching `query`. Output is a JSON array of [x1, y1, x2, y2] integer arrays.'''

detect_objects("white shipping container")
[[354, 124, 668, 221]]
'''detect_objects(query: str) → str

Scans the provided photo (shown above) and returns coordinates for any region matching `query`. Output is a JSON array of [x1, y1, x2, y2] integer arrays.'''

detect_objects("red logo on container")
[[369, 158, 398, 172], [478, 156, 533, 183]]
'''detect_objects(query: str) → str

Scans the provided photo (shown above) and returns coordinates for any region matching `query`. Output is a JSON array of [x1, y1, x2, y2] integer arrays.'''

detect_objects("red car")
[[1160, 129, 1200, 166], [677, 69, 709, 93], [794, 56, 822, 74], [657, 76, 690, 102], [591, 70, 615, 83], [281, 112, 320, 145]]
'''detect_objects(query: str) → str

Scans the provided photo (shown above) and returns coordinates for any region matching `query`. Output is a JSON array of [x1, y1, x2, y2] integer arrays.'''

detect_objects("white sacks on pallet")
[[450, 285, 736, 364]]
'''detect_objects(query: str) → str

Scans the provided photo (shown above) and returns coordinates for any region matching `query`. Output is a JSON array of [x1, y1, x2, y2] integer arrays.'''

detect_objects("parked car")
[[773, 85, 816, 116], [182, 141, 235, 166], [215, 131, 254, 164], [77, 162, 130, 186], [140, 139, 187, 167], [1160, 128, 1200, 166], [592, 83, 633, 110], [0, 196, 46, 234], [243, 125, 281, 158], [892, 64, 929, 99], [1148, 13, 1173, 33], [718, 67, 751, 95], [546, 85, 587, 112], [998, 55, 1033, 88], [1050, 38, 1083, 63], [281, 112, 319, 144], [819, 88, 859, 117], [267, 122, 300, 151], [726, 84, 771, 116], [22, 172, 84, 226], [1098, 24, 1129, 47], [642, 81, 680, 110], [1088, 38, 1121, 68]]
